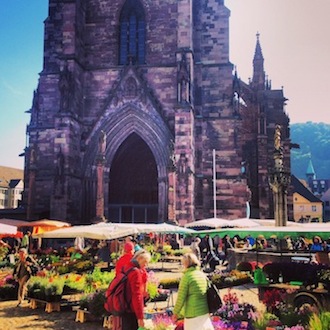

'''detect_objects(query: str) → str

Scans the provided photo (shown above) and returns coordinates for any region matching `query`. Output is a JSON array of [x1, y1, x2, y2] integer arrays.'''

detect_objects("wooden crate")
[[29, 298, 61, 313], [103, 315, 113, 329]]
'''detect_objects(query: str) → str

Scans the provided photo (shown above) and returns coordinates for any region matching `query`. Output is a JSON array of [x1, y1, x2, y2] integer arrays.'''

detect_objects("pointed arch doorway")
[[108, 133, 158, 223]]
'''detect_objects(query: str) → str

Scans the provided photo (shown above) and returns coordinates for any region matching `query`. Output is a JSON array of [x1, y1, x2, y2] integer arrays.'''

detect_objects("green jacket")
[[173, 266, 209, 318]]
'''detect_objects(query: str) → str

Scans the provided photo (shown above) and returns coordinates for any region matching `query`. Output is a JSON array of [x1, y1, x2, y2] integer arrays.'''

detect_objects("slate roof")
[[9, 179, 23, 189], [291, 174, 322, 203]]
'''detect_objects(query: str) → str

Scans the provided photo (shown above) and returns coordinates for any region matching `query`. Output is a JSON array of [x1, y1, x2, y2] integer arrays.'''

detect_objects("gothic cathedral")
[[23, 0, 291, 225]]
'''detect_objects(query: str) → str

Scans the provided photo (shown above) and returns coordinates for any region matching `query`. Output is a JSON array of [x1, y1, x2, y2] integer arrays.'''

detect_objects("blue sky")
[[1, 0, 330, 169]]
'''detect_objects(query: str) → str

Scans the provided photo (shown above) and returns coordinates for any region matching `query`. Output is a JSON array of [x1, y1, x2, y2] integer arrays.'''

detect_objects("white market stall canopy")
[[0, 223, 17, 236], [250, 219, 304, 227], [33, 223, 138, 240], [229, 218, 261, 228], [33, 222, 195, 240], [184, 218, 232, 229], [114, 222, 196, 235], [0, 218, 32, 227]]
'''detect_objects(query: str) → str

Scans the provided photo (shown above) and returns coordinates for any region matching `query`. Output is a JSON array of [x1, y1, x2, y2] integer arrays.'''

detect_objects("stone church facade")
[[23, 0, 291, 225]]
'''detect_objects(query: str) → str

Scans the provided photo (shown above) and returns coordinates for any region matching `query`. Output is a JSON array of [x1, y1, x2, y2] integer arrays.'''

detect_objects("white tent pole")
[[246, 201, 251, 219], [213, 149, 216, 218]]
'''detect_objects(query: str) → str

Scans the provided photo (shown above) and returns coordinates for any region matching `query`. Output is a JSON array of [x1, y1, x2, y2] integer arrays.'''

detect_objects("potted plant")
[[0, 274, 18, 301], [44, 277, 65, 302], [79, 290, 106, 320], [27, 277, 44, 299]]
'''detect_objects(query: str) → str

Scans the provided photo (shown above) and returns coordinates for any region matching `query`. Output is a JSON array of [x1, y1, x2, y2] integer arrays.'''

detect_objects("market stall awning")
[[0, 218, 32, 227], [114, 222, 196, 235], [29, 219, 71, 235], [33, 223, 139, 240], [33, 222, 195, 239], [184, 218, 232, 229], [0, 223, 17, 236], [192, 225, 330, 240], [229, 218, 260, 228]]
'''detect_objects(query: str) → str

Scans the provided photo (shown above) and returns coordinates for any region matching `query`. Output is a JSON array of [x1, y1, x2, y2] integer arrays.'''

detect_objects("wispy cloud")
[[1, 78, 25, 96]]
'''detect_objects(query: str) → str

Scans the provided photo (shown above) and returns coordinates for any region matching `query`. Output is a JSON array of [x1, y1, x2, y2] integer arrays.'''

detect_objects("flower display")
[[213, 289, 257, 329], [261, 288, 286, 315], [0, 274, 17, 300], [27, 274, 65, 301], [258, 288, 313, 329], [143, 314, 176, 330], [210, 269, 253, 288], [147, 271, 161, 299]]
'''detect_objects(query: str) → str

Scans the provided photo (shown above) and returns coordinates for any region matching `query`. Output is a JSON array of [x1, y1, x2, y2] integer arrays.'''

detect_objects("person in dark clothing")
[[13, 248, 37, 306], [200, 235, 214, 260], [222, 235, 233, 266]]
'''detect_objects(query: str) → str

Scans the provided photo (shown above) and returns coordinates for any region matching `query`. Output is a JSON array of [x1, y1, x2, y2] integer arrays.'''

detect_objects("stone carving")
[[58, 65, 73, 112], [99, 130, 106, 155], [177, 53, 190, 103], [30, 148, 36, 165], [177, 153, 191, 195], [124, 77, 137, 98], [274, 124, 282, 151]]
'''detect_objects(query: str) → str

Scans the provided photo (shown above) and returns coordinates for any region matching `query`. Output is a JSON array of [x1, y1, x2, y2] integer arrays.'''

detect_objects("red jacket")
[[122, 260, 146, 320], [115, 253, 133, 276]]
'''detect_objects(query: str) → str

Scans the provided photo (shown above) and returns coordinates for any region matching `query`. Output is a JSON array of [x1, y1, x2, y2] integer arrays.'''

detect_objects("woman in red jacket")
[[112, 249, 151, 330], [115, 242, 134, 276]]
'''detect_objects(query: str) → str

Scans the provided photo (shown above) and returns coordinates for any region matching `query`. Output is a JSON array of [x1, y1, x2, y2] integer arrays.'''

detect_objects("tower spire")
[[306, 157, 316, 187], [252, 32, 265, 90]]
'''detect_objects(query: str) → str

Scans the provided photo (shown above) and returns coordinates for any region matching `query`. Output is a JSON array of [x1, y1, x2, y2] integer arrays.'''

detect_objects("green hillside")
[[290, 122, 330, 180]]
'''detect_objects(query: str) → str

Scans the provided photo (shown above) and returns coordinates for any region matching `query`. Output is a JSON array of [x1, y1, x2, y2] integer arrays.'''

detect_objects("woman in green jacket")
[[173, 253, 214, 330]]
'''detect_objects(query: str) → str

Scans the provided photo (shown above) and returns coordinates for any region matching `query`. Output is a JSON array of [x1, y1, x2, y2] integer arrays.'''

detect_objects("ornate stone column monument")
[[94, 130, 107, 223], [269, 125, 291, 226]]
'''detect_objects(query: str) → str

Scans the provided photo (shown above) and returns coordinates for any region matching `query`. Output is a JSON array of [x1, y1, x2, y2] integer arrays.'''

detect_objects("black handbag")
[[206, 278, 222, 314]]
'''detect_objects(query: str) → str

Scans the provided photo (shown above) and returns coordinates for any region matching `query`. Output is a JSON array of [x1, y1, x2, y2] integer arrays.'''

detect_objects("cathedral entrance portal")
[[108, 133, 158, 223]]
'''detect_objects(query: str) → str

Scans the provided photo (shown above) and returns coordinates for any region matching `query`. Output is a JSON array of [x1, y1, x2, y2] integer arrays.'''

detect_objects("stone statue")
[[99, 130, 106, 155], [58, 65, 73, 112], [274, 124, 282, 150], [30, 148, 35, 165]]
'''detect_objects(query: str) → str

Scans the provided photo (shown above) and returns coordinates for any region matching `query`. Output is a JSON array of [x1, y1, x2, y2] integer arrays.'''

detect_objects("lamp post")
[[213, 149, 217, 218]]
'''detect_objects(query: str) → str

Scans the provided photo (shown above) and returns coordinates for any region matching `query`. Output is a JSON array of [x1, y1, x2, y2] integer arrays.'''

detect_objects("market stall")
[[192, 224, 330, 240], [0, 223, 17, 236]]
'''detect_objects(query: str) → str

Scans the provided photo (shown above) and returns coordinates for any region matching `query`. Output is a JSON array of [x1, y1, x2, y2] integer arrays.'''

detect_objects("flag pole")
[[213, 149, 216, 218]]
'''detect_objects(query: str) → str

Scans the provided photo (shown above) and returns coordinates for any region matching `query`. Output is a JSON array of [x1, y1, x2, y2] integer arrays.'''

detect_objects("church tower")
[[23, 0, 291, 224]]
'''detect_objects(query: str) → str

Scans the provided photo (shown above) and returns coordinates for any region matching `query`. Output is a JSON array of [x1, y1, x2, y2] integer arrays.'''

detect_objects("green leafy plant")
[[110, 252, 120, 261], [150, 252, 161, 263], [158, 277, 180, 289], [147, 271, 160, 299], [79, 290, 106, 319], [308, 311, 330, 330], [162, 245, 173, 255], [252, 312, 280, 330], [210, 269, 252, 288], [63, 273, 86, 292]]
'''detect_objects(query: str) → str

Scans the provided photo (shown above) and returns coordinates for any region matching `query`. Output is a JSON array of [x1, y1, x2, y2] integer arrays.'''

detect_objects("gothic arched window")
[[119, 0, 146, 65]]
